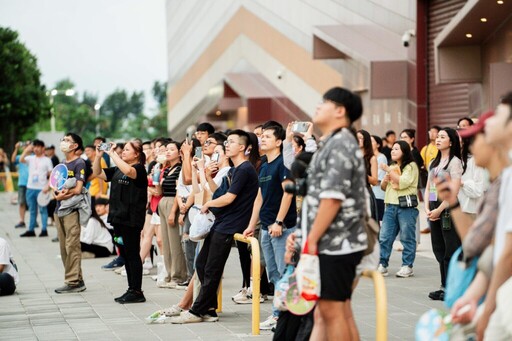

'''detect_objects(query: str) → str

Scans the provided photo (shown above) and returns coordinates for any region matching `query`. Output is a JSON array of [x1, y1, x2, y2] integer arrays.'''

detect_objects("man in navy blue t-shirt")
[[171, 129, 258, 324], [243, 125, 297, 330]]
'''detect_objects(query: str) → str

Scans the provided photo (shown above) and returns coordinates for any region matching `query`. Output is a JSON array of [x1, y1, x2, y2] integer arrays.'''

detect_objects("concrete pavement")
[[0, 192, 445, 340]]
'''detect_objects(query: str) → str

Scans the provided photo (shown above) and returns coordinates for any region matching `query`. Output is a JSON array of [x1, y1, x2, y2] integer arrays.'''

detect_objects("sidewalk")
[[0, 192, 444, 340]]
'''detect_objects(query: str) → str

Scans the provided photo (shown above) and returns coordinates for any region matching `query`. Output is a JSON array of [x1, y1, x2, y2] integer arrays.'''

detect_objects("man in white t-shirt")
[[0, 237, 19, 296], [19, 139, 53, 237], [476, 92, 512, 340]]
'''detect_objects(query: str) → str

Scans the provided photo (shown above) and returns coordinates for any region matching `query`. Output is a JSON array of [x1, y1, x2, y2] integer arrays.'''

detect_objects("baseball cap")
[[458, 111, 494, 138]]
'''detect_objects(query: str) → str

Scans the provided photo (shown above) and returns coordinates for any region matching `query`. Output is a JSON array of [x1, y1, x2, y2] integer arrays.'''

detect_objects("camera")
[[99, 143, 111, 152], [292, 122, 309, 133], [402, 29, 416, 47], [195, 147, 203, 159], [284, 152, 313, 196]]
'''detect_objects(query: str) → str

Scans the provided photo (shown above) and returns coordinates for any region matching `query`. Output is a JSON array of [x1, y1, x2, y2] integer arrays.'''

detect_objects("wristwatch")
[[275, 220, 283, 226]]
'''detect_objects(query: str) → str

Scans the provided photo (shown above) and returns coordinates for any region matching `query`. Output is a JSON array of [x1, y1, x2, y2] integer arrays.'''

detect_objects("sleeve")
[[448, 158, 464, 179], [227, 167, 246, 196], [420, 146, 427, 165], [73, 159, 86, 183], [461, 161, 486, 199], [103, 167, 117, 182], [318, 138, 354, 201], [377, 155, 387, 181], [398, 163, 417, 190], [0, 241, 10, 265], [81, 219, 99, 245], [279, 162, 293, 183], [305, 138, 318, 153], [134, 164, 148, 188], [45, 158, 54, 172], [24, 155, 34, 164], [282, 141, 294, 170], [100, 158, 107, 169]]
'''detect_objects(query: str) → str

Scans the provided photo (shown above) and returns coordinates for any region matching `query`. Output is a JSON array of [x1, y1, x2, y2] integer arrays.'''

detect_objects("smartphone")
[[186, 133, 190, 144], [211, 152, 220, 163], [195, 146, 203, 158], [292, 122, 309, 133], [99, 143, 111, 152]]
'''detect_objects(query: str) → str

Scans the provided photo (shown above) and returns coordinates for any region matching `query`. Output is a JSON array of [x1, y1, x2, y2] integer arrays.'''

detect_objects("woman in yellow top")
[[377, 140, 419, 278]]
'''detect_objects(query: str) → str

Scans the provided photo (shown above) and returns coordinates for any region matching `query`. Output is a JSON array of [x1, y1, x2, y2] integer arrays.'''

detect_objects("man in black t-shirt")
[[171, 129, 258, 324], [54, 133, 88, 294]]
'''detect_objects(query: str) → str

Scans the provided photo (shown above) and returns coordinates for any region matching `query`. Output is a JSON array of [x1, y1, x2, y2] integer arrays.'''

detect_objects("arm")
[[107, 146, 137, 179], [461, 164, 486, 199], [93, 154, 107, 181], [243, 189, 263, 236], [55, 180, 84, 201], [367, 156, 378, 186], [396, 164, 416, 190], [306, 198, 342, 254], [282, 141, 294, 170], [181, 141, 193, 185], [268, 179, 295, 237], [0, 264, 5, 272], [19, 144, 33, 163], [11, 143, 19, 164], [201, 192, 237, 213]]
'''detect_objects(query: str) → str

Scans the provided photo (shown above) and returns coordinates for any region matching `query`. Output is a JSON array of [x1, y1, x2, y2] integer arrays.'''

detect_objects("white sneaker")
[[201, 311, 219, 322], [396, 266, 414, 278], [151, 275, 158, 281], [143, 269, 150, 276], [143, 259, 153, 270], [377, 264, 389, 277], [121, 269, 127, 277], [259, 315, 278, 330], [114, 265, 125, 275], [232, 288, 247, 302], [161, 304, 184, 317], [170, 311, 203, 324], [157, 281, 177, 289]]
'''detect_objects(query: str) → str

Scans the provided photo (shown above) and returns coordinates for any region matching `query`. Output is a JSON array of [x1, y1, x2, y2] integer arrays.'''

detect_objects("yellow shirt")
[[89, 158, 108, 197], [420, 143, 438, 169], [384, 163, 419, 205]]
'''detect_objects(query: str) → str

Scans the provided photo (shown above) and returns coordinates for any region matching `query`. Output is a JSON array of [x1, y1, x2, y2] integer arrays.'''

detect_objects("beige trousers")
[[158, 197, 187, 283], [54, 211, 82, 285]]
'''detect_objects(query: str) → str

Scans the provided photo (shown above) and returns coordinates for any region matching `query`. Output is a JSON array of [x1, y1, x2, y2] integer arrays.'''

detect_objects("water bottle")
[[152, 163, 161, 184], [114, 236, 124, 245]]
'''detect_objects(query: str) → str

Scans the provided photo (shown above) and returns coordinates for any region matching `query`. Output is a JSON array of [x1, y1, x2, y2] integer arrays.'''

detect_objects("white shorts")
[[150, 213, 161, 225]]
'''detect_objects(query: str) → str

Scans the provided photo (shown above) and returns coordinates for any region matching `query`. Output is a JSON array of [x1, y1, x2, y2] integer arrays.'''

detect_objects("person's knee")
[[0, 273, 16, 296], [317, 300, 345, 321]]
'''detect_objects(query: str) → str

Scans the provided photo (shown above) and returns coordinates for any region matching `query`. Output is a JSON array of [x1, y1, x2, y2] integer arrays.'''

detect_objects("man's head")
[[457, 117, 474, 130], [253, 125, 263, 138], [45, 145, 55, 157], [225, 129, 251, 159], [386, 130, 396, 144], [203, 132, 227, 157], [84, 145, 96, 161], [60, 133, 83, 155], [32, 139, 45, 156], [314, 87, 363, 133], [93, 136, 106, 147], [142, 141, 152, 160], [195, 122, 215, 145], [260, 125, 285, 153], [458, 111, 495, 169], [485, 92, 512, 147], [429, 125, 441, 142]]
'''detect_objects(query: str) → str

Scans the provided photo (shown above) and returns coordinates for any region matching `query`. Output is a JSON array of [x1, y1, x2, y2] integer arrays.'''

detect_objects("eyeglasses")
[[60, 138, 76, 144], [223, 140, 241, 146], [204, 140, 217, 146]]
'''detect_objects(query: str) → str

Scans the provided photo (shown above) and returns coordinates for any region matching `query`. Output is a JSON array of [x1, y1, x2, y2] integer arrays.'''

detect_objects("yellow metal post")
[[216, 279, 222, 313], [362, 270, 388, 341]]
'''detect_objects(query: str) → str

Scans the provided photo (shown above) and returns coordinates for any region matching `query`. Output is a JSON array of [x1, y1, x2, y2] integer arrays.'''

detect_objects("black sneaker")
[[102, 257, 125, 270], [114, 290, 131, 302], [428, 289, 445, 301], [20, 231, 36, 237], [117, 290, 146, 304], [14, 222, 26, 228], [39, 230, 48, 237], [52, 237, 59, 243], [55, 282, 86, 294]]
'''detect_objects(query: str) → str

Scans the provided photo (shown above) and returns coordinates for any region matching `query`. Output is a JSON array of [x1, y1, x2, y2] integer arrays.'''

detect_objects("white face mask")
[[60, 141, 71, 153], [156, 155, 167, 164]]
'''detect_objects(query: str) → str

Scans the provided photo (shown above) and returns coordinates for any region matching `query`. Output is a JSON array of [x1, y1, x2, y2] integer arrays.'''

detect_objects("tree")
[[149, 81, 168, 138], [101, 89, 145, 139], [0, 27, 49, 152]]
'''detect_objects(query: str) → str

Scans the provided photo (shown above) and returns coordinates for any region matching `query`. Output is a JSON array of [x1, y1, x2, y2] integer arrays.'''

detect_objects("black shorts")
[[319, 251, 364, 301], [18, 185, 27, 206]]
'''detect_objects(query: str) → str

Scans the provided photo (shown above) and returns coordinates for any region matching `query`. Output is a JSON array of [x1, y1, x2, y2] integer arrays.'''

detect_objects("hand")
[[451, 298, 478, 325], [42, 185, 50, 194], [95, 144, 104, 157], [206, 162, 218, 178], [286, 233, 296, 253], [284, 250, 295, 264], [181, 139, 192, 156], [196, 157, 205, 170], [25, 143, 34, 153], [243, 226, 255, 237], [427, 208, 441, 221], [303, 122, 314, 140], [434, 175, 458, 206], [269, 224, 283, 238], [168, 213, 175, 226], [305, 237, 318, 255], [380, 163, 390, 172], [476, 308, 492, 341], [200, 204, 210, 214], [178, 213, 185, 226], [179, 202, 187, 214], [383, 173, 390, 183], [286, 122, 293, 142], [107, 142, 117, 155]]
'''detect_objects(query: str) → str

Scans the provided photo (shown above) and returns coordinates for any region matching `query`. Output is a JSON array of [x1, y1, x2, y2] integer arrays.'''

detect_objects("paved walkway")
[[0, 192, 444, 340]]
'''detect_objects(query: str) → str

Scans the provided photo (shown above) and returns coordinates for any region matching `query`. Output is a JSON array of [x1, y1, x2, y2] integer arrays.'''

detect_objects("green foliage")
[[0, 26, 49, 151], [149, 81, 168, 138]]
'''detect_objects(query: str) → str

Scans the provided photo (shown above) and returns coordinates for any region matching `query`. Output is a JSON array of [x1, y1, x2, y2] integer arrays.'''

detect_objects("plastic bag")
[[189, 210, 215, 242], [274, 265, 295, 311], [295, 242, 321, 301]]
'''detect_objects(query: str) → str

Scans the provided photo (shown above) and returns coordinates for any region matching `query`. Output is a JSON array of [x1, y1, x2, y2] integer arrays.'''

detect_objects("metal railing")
[[361, 269, 388, 341]]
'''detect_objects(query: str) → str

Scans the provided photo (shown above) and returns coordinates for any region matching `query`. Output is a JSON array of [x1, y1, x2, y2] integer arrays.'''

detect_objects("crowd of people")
[[2, 86, 512, 341]]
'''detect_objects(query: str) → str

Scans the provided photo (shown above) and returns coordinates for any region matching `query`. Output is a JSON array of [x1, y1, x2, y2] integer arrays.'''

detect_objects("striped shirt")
[[161, 164, 181, 197]]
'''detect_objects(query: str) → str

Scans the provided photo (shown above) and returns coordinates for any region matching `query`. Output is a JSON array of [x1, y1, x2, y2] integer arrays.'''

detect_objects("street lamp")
[[48, 88, 75, 132], [94, 103, 101, 135]]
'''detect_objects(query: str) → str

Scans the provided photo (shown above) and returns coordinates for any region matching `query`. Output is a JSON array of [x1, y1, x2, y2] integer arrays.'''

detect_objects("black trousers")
[[236, 240, 251, 288], [0, 273, 16, 296], [113, 225, 143, 292], [190, 230, 233, 315], [429, 202, 461, 288], [80, 242, 111, 258]]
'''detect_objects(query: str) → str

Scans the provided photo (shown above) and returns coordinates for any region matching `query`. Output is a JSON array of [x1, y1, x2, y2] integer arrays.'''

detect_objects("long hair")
[[459, 134, 473, 175], [90, 208, 108, 229], [293, 135, 306, 154], [429, 127, 461, 171], [247, 132, 261, 171], [357, 129, 374, 176], [393, 141, 414, 172], [371, 135, 383, 153], [401, 129, 416, 147], [127, 140, 146, 165]]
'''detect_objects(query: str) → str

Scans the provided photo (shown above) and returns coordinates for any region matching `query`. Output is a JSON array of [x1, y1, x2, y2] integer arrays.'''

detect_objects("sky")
[[0, 0, 167, 114]]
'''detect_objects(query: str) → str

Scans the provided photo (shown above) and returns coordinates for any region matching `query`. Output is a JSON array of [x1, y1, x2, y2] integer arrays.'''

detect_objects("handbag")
[[189, 209, 215, 242], [398, 194, 418, 208], [444, 247, 479, 309], [296, 242, 321, 301]]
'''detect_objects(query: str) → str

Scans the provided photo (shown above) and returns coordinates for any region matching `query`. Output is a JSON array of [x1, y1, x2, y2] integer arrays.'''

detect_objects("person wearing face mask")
[[53, 133, 88, 293]]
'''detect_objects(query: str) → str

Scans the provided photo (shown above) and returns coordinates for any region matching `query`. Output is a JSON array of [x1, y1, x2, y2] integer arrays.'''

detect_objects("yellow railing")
[[361, 269, 388, 341], [225, 233, 260, 335]]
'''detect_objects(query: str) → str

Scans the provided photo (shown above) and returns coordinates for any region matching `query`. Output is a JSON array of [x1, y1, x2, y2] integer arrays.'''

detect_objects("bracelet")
[[448, 201, 460, 210]]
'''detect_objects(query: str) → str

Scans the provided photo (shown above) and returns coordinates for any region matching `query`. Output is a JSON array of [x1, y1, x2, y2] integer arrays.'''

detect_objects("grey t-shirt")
[[301, 128, 368, 256]]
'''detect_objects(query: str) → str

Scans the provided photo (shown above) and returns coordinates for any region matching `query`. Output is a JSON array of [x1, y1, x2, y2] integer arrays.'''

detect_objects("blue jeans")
[[261, 226, 296, 317], [26, 189, 48, 232], [379, 204, 418, 268]]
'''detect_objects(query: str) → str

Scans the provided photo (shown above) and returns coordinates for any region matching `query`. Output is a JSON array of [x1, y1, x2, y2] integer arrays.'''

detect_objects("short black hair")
[[457, 117, 474, 127], [431, 125, 442, 131], [143, 141, 151, 146], [262, 121, 283, 130], [228, 129, 250, 150], [323, 87, 363, 123], [196, 122, 215, 134], [65, 132, 83, 151], [94, 136, 106, 143], [262, 125, 286, 141], [385, 130, 396, 137], [85, 144, 96, 150], [32, 139, 45, 147], [208, 132, 227, 145]]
